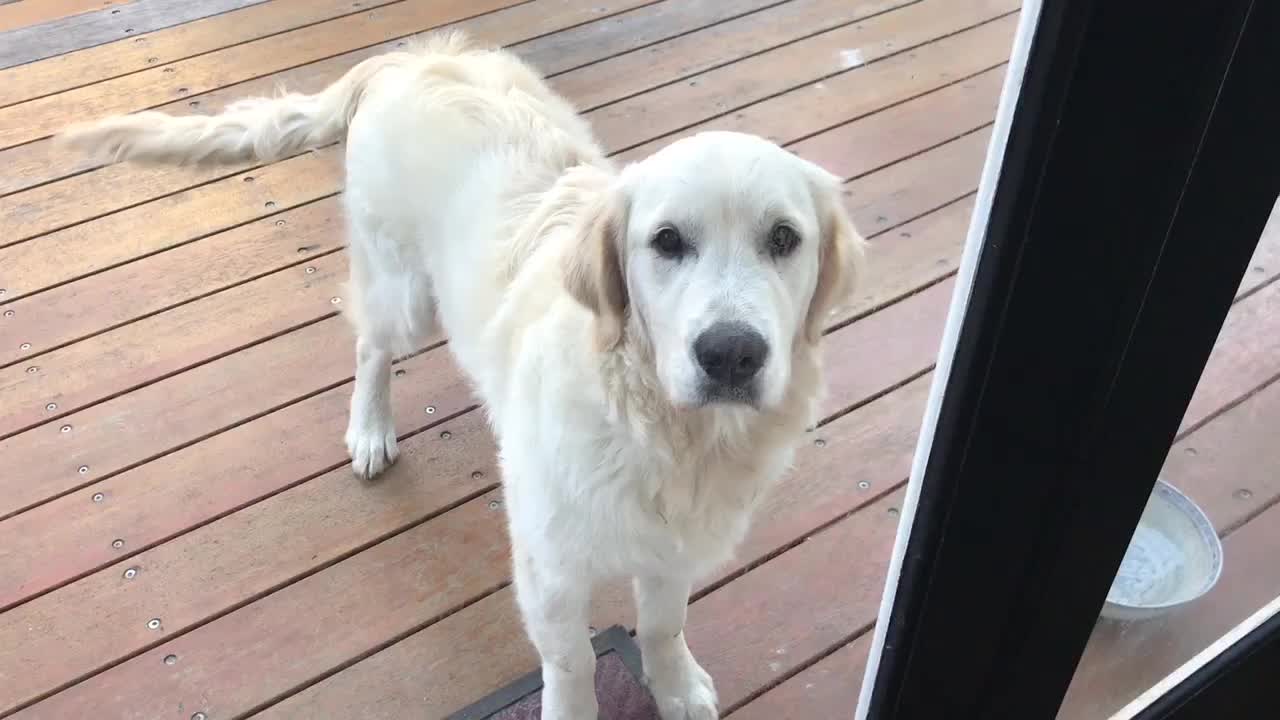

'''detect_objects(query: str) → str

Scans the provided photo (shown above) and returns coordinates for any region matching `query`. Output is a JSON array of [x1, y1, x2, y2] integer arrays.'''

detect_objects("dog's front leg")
[[634, 574, 718, 720], [513, 546, 598, 720], [345, 336, 398, 479]]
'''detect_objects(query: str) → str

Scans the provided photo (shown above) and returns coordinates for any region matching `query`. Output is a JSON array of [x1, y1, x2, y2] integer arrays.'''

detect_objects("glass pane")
[[1058, 196, 1280, 718]]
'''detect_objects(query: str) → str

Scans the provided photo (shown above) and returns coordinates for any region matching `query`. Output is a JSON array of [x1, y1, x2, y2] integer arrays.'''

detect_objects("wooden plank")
[[0, 0, 451, 107], [0, 0, 906, 247], [0, 0, 526, 149], [0, 120, 985, 530], [0, 150, 341, 301], [788, 64, 1005, 180], [0, 0, 653, 197], [0, 0, 133, 34], [0, 197, 344, 368], [727, 635, 872, 720], [1238, 197, 1280, 298], [0, 0, 268, 70], [549, 0, 910, 112], [615, 9, 1019, 163], [518, 0, 792, 81], [0, 404, 504, 715], [0, 48, 999, 371], [1181, 277, 1280, 435], [592, 0, 1019, 155], [1060, 379, 1280, 719], [0, 252, 345, 441]]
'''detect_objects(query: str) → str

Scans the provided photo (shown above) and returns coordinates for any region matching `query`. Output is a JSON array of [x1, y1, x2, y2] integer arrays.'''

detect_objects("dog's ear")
[[805, 166, 867, 344], [565, 184, 630, 350]]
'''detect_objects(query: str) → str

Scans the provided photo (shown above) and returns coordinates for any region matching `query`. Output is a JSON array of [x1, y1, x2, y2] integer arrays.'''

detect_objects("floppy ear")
[[564, 185, 630, 350], [805, 169, 867, 343]]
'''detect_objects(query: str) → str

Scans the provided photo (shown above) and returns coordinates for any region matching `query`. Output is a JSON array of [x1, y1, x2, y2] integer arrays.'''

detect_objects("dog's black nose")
[[694, 322, 769, 387]]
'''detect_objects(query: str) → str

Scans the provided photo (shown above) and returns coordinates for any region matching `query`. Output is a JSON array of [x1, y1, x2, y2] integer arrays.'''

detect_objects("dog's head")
[[565, 131, 865, 411]]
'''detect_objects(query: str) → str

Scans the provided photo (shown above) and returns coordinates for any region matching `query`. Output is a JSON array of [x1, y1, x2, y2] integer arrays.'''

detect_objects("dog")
[[58, 32, 866, 720]]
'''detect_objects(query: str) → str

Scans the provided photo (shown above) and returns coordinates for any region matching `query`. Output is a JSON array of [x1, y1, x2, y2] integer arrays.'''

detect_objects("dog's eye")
[[769, 224, 800, 258], [652, 226, 687, 259]]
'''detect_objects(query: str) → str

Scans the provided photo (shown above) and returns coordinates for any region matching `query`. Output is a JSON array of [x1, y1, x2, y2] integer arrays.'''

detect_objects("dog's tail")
[[56, 51, 416, 166]]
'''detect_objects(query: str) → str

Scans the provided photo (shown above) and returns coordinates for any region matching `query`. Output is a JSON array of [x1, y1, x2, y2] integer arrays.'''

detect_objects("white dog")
[[59, 32, 865, 720]]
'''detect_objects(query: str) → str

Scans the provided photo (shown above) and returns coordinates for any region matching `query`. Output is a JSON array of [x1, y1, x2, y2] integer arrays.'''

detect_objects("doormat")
[[446, 625, 661, 720]]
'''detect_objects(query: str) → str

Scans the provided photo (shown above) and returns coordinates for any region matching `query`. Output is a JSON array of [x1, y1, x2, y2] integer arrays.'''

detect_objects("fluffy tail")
[[56, 51, 416, 166]]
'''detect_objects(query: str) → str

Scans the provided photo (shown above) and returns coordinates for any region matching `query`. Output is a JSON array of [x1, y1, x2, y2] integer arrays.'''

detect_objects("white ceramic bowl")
[[1101, 479, 1224, 622]]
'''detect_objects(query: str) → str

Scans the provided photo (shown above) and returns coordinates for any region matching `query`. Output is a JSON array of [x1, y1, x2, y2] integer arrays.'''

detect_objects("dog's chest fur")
[[494, 311, 822, 581]]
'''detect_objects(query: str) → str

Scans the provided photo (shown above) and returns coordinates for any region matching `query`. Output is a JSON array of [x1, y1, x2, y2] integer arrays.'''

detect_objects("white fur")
[[58, 32, 866, 720]]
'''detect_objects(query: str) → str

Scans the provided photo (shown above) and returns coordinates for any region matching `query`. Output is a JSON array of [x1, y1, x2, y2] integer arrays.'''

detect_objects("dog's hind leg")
[[340, 211, 436, 480]]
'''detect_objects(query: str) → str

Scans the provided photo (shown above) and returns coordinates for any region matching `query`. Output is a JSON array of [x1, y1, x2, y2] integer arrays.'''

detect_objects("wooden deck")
[[0, 1, 1277, 718]]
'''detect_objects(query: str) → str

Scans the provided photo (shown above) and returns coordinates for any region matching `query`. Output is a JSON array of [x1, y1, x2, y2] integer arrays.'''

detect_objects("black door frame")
[[855, 0, 1280, 717]]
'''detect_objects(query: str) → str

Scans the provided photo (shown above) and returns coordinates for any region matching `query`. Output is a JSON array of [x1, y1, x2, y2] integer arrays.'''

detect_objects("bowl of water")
[[1101, 479, 1223, 621]]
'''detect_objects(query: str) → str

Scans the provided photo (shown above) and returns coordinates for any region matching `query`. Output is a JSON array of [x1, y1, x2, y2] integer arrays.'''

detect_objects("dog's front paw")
[[345, 421, 399, 480], [643, 638, 718, 720]]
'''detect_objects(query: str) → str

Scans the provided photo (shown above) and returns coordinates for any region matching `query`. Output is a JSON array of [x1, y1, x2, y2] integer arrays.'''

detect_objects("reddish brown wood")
[[549, 0, 912, 113], [0, 254, 346, 440], [0, 150, 343, 297], [0, 0, 525, 149], [1181, 279, 1280, 434], [0, 0, 429, 106], [616, 7, 1019, 164], [0, 409, 503, 715], [1238, 198, 1280, 298], [0, 0, 133, 35], [0, 0, 759, 240], [788, 64, 1005, 180], [0, 197, 345, 368], [595, 0, 1018, 157], [0, 0, 265, 69], [728, 635, 873, 720]]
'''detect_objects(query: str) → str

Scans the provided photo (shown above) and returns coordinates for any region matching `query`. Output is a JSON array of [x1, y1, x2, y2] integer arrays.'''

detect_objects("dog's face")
[[566, 131, 864, 411]]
